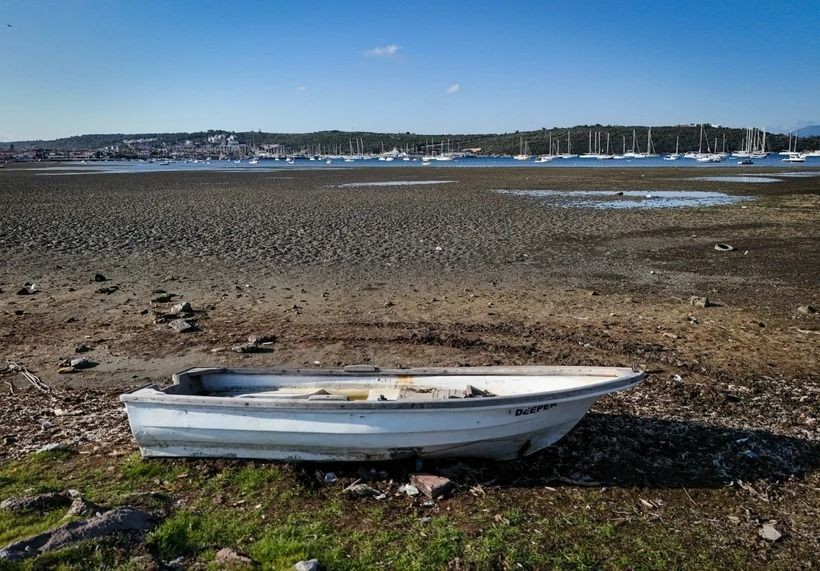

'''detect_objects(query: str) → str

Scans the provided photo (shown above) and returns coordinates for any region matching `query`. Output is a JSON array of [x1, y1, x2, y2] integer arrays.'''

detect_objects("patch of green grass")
[[249, 517, 336, 569], [0, 509, 74, 546], [0, 451, 75, 499], [229, 464, 283, 496], [120, 454, 186, 483], [148, 508, 255, 560]]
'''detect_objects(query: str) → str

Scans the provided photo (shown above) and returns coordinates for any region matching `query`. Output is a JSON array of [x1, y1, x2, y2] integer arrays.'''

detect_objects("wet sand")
[[1, 165, 818, 567]]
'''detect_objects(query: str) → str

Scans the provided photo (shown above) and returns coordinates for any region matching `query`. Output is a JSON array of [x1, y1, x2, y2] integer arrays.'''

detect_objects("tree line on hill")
[[3, 126, 819, 155]]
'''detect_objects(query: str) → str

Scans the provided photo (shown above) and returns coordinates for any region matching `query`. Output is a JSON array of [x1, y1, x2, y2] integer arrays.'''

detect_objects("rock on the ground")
[[151, 293, 175, 303], [16, 283, 38, 295], [231, 341, 265, 353], [66, 497, 103, 518], [93, 273, 107, 282], [214, 547, 253, 567], [0, 506, 155, 561], [69, 358, 96, 369], [759, 523, 782, 542], [797, 305, 817, 314], [689, 296, 710, 308], [0, 492, 71, 513], [410, 474, 452, 499], [293, 559, 321, 571], [168, 319, 198, 333], [247, 333, 276, 344], [171, 302, 192, 314]]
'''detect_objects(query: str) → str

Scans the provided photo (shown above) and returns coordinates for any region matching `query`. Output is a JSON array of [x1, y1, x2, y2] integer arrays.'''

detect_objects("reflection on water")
[[495, 189, 753, 209]]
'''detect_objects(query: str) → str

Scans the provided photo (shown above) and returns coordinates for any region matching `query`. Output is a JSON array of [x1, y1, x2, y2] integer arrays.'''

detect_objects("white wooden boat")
[[121, 365, 643, 462]]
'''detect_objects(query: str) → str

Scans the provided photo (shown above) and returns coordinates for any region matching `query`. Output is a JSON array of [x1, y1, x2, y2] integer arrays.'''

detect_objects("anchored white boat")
[[121, 365, 643, 462]]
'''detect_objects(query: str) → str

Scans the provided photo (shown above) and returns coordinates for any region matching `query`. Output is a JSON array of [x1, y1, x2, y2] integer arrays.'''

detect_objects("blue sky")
[[1, 0, 818, 140]]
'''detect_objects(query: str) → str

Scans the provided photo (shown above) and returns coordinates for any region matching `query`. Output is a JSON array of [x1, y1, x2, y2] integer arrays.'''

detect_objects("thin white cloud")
[[296, 85, 306, 92], [445, 83, 461, 94], [364, 44, 399, 57]]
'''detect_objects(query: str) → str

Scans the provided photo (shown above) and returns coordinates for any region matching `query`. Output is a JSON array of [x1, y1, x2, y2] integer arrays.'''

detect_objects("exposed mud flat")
[[0, 165, 818, 568]]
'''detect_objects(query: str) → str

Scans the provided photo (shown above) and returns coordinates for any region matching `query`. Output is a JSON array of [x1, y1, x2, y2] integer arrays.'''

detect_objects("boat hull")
[[121, 366, 642, 462]]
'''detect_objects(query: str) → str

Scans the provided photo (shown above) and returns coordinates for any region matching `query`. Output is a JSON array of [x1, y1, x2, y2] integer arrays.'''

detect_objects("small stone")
[[759, 523, 782, 542], [232, 342, 265, 353], [66, 497, 103, 517], [409, 474, 452, 499], [96, 286, 118, 295], [714, 243, 735, 252], [93, 273, 107, 282], [16, 283, 38, 295], [247, 334, 276, 344], [152, 293, 175, 303], [168, 319, 198, 333], [292, 559, 320, 571], [214, 548, 253, 567], [35, 443, 69, 454], [797, 305, 817, 314], [171, 302, 192, 314], [74, 344, 92, 353], [69, 358, 96, 370], [399, 484, 420, 497], [689, 296, 710, 308]]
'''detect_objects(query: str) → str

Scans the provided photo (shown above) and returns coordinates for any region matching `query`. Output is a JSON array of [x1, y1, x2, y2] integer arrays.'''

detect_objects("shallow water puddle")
[[495, 189, 753, 209], [756, 171, 820, 178], [689, 176, 781, 183], [337, 180, 457, 187]]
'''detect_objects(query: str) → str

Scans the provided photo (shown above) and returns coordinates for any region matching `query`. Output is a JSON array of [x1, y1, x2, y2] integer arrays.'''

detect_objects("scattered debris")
[[95, 286, 118, 295], [409, 474, 452, 499], [797, 305, 817, 314], [4, 362, 51, 392], [343, 482, 381, 497], [168, 319, 198, 333], [714, 243, 735, 252]]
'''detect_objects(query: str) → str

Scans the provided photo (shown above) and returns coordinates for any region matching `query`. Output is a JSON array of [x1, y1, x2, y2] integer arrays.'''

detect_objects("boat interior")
[[158, 368, 628, 402]]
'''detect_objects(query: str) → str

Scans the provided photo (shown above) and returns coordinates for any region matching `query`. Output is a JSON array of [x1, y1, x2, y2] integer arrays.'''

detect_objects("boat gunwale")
[[120, 366, 644, 411]]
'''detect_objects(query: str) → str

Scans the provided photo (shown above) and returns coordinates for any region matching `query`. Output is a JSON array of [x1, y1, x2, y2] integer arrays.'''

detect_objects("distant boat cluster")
[[510, 126, 819, 165]]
